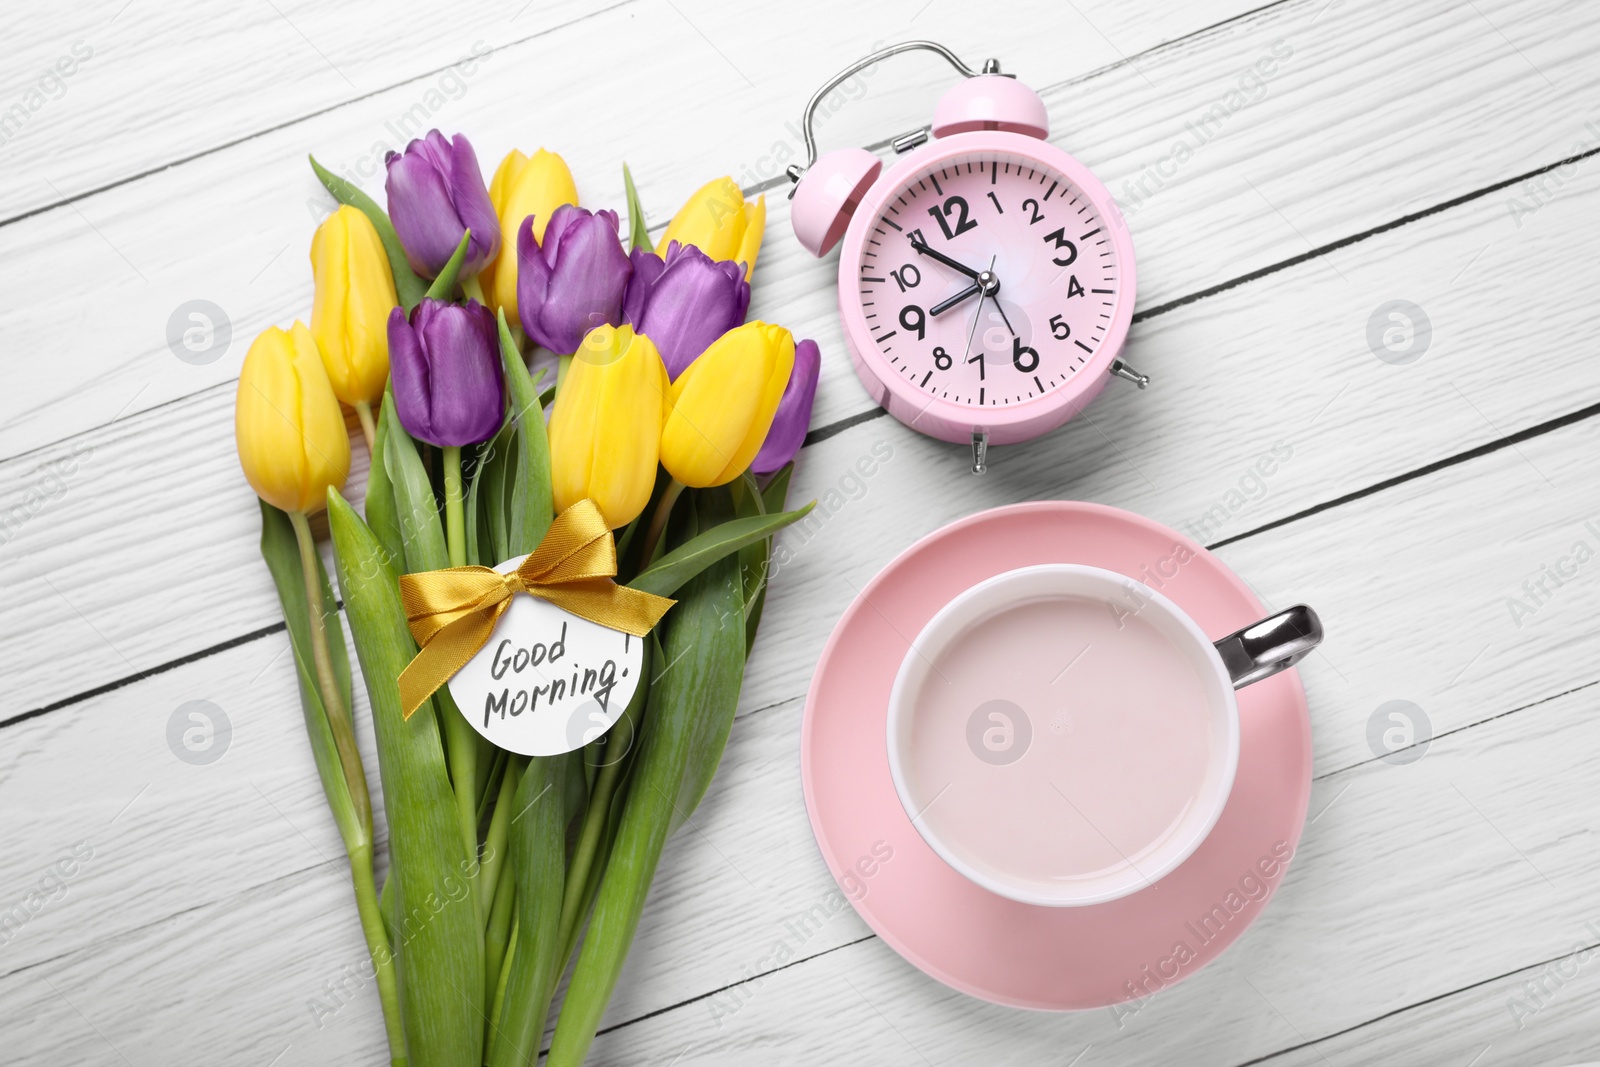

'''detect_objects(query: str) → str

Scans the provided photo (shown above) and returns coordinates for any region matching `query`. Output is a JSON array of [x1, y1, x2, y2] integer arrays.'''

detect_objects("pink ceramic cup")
[[886, 564, 1320, 907]]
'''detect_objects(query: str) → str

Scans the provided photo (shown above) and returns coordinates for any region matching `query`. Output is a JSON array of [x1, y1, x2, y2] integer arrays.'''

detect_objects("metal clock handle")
[[784, 41, 1003, 190]]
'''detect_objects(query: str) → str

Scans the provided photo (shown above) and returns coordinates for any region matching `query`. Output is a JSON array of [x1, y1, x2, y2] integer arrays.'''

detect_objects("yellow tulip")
[[235, 322, 351, 514], [479, 148, 579, 321], [657, 176, 765, 280], [548, 324, 668, 528], [660, 321, 793, 487], [310, 206, 397, 420]]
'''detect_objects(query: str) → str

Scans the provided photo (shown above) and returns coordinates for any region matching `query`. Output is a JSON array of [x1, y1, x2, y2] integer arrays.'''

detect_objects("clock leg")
[[971, 430, 989, 476], [1110, 360, 1151, 389]]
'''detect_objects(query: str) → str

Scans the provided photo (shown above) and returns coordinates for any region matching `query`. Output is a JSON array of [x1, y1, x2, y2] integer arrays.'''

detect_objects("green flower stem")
[[487, 756, 567, 1067], [558, 810, 613, 972], [289, 509, 372, 836], [478, 756, 523, 916], [441, 445, 482, 918], [350, 840, 407, 1067], [488, 913, 518, 1047], [637, 479, 685, 569], [443, 446, 468, 569], [482, 863, 517, 1020], [547, 557, 744, 1066], [462, 273, 487, 305], [353, 400, 377, 456], [555, 693, 639, 963]]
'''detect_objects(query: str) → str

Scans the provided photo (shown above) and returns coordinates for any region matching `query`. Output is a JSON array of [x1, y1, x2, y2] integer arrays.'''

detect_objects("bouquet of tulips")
[[234, 130, 819, 1066]]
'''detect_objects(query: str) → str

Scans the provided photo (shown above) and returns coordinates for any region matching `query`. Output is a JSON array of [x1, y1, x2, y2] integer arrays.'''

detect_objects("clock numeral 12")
[[928, 195, 977, 241]]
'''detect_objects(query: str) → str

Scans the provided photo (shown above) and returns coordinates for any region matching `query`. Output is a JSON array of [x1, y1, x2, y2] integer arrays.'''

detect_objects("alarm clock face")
[[842, 134, 1135, 443]]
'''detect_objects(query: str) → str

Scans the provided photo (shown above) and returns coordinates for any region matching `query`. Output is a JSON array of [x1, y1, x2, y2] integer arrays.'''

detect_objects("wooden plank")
[[0, 0, 1240, 224], [775, 0, 1600, 430], [0, 0, 1255, 459], [1238, 917, 1600, 1066], [1, 862, 389, 1065], [5, 135, 1597, 722], [0, 623, 390, 982], [5, 0, 1597, 458], [6, 397, 1600, 1054], [0, 0, 602, 220], [6, 2, 1598, 1064], [4, 615, 1595, 1065], [578, 683, 1600, 1065]]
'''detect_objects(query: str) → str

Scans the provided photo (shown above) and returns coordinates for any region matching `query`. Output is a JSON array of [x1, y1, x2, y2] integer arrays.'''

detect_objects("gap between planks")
[[6, 138, 1599, 731]]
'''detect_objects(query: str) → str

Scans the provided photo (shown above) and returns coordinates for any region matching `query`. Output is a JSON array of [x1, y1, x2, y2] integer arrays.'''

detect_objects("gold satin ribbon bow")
[[396, 498, 674, 720]]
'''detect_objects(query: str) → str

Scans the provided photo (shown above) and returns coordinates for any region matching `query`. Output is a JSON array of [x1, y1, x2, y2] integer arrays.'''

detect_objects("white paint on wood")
[[2, 0, 1599, 1063]]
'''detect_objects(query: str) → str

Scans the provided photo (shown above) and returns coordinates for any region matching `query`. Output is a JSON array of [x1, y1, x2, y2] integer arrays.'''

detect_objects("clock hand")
[[910, 236, 982, 280], [991, 297, 1018, 338], [960, 256, 998, 370], [930, 282, 982, 316]]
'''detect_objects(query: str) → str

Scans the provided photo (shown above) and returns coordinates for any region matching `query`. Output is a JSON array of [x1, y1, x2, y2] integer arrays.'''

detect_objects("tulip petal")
[[736, 194, 766, 280], [752, 338, 820, 474], [622, 248, 666, 324], [517, 206, 632, 356], [386, 147, 465, 278], [387, 304, 436, 442], [446, 133, 501, 270], [625, 242, 750, 379], [660, 321, 793, 487], [548, 325, 665, 528], [312, 206, 398, 408], [235, 323, 350, 514], [385, 131, 499, 278]]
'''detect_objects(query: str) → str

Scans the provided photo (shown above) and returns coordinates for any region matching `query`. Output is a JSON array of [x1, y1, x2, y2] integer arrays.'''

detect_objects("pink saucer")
[[800, 501, 1312, 1010]]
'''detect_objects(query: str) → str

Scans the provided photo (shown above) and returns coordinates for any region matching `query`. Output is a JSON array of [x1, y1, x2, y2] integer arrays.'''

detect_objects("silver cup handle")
[[1213, 605, 1323, 690]]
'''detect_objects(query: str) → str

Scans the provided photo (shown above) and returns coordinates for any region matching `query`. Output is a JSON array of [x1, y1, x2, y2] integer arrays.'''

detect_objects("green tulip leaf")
[[629, 501, 814, 600], [497, 309, 554, 554], [382, 404, 448, 574], [327, 492, 484, 1066], [309, 154, 427, 310], [548, 548, 743, 1065], [366, 394, 406, 571], [670, 489, 746, 835], [622, 163, 653, 253], [487, 754, 569, 1066], [425, 229, 473, 303], [746, 462, 793, 648], [257, 502, 363, 849], [760, 462, 794, 517], [470, 427, 507, 566]]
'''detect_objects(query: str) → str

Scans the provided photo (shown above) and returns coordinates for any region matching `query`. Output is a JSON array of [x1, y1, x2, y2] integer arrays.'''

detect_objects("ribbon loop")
[[396, 499, 674, 720]]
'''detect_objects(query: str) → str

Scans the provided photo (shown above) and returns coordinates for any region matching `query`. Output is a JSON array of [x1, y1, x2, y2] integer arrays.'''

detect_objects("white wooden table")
[[3, 1, 1598, 1063]]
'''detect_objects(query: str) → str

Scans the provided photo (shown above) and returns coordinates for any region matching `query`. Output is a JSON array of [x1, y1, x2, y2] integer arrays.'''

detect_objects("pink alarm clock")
[[787, 42, 1147, 473]]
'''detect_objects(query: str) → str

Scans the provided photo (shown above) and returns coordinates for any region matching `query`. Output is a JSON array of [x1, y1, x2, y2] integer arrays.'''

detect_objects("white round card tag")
[[446, 555, 645, 756]]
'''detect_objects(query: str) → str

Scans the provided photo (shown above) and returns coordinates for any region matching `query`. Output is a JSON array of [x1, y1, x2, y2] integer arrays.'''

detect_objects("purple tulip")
[[387, 299, 504, 447], [752, 339, 821, 475], [384, 130, 500, 278], [516, 205, 632, 356], [623, 241, 751, 380]]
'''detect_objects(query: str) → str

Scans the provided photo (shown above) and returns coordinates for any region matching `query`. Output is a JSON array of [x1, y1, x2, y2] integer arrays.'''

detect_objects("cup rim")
[[885, 562, 1242, 907]]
